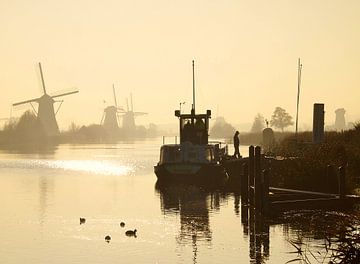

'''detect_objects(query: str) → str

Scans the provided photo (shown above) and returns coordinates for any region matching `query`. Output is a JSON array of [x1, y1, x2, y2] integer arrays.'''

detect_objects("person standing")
[[233, 131, 240, 158]]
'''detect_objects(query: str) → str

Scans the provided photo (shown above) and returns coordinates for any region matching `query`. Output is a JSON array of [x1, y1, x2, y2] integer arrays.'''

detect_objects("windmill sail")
[[51, 90, 79, 99], [13, 97, 40, 106], [39, 62, 47, 94]]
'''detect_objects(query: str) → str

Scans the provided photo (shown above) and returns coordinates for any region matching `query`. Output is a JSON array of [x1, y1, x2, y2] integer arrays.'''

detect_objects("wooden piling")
[[241, 163, 249, 204], [254, 146, 262, 211], [338, 166, 346, 199], [249, 145, 255, 205], [262, 169, 269, 214]]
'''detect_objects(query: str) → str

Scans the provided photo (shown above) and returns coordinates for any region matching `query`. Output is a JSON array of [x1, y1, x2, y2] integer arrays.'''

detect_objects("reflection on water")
[[155, 180, 359, 264], [0, 140, 358, 263], [156, 182, 213, 264], [156, 182, 271, 263]]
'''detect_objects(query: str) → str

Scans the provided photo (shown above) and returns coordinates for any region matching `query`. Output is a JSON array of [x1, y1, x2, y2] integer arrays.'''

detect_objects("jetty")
[[226, 146, 360, 214]]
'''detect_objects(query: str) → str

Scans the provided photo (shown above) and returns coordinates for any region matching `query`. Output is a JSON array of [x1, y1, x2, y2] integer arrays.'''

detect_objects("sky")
[[1, 0, 359, 131]]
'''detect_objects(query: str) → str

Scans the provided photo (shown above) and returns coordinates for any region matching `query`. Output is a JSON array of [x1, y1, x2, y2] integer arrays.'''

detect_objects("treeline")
[[0, 111, 164, 147]]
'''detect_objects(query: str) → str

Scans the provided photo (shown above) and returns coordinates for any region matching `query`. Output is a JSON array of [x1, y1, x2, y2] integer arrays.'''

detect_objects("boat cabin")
[[175, 109, 211, 145]]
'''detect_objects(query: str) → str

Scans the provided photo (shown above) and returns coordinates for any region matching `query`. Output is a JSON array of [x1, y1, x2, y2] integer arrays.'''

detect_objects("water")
[[0, 139, 354, 263]]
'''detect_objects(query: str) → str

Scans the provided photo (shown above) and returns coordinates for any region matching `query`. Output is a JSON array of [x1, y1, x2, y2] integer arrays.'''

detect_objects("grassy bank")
[[269, 124, 360, 193]]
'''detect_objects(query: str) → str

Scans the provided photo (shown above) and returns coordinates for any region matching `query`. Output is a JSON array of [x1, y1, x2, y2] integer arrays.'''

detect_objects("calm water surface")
[[0, 139, 347, 263]]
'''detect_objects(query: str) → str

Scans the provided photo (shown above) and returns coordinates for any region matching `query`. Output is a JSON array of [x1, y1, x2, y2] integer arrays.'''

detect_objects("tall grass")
[[270, 125, 360, 193]]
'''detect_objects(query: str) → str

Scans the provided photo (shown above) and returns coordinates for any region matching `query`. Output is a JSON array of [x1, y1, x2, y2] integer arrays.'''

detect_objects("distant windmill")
[[13, 63, 79, 136], [101, 84, 125, 130], [119, 93, 147, 132]]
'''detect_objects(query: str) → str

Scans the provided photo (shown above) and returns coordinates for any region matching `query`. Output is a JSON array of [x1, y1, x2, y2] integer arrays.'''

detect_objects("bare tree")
[[270, 107, 294, 132]]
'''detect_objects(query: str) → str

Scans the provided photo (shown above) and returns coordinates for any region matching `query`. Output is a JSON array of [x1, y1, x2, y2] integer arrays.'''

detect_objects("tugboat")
[[154, 61, 228, 184]]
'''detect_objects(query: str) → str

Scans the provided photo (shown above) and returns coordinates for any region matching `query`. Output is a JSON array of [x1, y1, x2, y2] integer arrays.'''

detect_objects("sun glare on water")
[[33, 159, 133, 176]]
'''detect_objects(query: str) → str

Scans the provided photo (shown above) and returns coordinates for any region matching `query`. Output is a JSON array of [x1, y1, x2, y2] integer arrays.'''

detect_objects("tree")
[[270, 107, 294, 132], [250, 113, 265, 133], [210, 116, 236, 138]]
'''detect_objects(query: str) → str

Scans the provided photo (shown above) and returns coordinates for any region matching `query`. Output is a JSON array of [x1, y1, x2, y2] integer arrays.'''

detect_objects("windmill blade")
[[133, 111, 147, 117], [38, 62, 47, 95], [29, 102, 38, 115], [113, 84, 118, 107], [13, 97, 40, 106], [55, 100, 64, 115], [117, 113, 121, 127], [116, 107, 125, 113], [51, 90, 79, 99], [100, 112, 105, 125]]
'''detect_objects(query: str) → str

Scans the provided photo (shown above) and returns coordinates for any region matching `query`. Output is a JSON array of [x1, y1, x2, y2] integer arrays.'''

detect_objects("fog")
[[1, 0, 360, 131]]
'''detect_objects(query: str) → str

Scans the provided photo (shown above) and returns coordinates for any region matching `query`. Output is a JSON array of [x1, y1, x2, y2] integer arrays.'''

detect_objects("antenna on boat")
[[192, 60, 195, 114], [295, 58, 302, 140]]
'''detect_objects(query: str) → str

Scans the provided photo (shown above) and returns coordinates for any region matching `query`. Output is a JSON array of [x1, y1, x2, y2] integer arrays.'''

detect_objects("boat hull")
[[154, 163, 228, 184]]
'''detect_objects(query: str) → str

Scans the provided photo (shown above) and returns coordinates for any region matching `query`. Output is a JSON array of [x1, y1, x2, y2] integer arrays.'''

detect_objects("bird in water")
[[125, 229, 137, 237], [120, 222, 125, 227], [80, 218, 86, 225], [105, 235, 111, 243]]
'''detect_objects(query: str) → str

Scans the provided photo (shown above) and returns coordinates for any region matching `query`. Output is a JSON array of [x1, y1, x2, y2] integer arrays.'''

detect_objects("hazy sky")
[[1, 0, 359, 131]]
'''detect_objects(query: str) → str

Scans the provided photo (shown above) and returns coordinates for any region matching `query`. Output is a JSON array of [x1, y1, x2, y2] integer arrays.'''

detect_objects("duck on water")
[[154, 61, 229, 184]]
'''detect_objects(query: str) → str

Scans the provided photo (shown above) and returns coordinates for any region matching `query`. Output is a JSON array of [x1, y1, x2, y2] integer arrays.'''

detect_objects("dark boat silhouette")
[[154, 61, 228, 184]]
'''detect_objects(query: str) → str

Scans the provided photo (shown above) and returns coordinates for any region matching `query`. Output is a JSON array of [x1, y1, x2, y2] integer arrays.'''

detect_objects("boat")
[[154, 61, 228, 184]]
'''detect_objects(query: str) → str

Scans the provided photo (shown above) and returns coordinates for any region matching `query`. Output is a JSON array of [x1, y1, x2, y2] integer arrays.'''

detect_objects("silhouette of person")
[[183, 121, 193, 143], [195, 118, 206, 144], [233, 131, 240, 158]]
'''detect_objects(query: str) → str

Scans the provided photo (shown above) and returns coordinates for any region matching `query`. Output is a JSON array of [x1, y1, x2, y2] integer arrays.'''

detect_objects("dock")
[[225, 146, 360, 214]]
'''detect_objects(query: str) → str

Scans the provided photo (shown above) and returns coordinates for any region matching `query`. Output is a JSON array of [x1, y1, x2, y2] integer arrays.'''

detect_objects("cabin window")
[[160, 147, 183, 163]]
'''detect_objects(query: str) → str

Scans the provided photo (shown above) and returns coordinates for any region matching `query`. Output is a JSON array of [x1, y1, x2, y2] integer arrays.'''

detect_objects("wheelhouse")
[[175, 109, 211, 145]]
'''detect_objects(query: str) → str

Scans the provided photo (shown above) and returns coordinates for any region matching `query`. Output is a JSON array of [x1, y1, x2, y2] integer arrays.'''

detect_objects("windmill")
[[101, 84, 125, 130], [12, 63, 79, 136], [119, 93, 147, 132]]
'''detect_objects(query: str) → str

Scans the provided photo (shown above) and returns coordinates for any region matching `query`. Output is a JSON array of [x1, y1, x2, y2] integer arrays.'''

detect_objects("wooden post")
[[249, 145, 255, 205], [241, 205, 249, 235], [241, 163, 249, 204], [338, 166, 346, 199], [262, 169, 269, 214], [254, 146, 262, 211]]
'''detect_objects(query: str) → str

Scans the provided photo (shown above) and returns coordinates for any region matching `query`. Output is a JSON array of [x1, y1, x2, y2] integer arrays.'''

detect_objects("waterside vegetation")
[[0, 111, 163, 148], [269, 123, 360, 194]]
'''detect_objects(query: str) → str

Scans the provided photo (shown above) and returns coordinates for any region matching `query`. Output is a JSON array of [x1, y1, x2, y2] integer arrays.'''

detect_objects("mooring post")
[[241, 163, 249, 204], [254, 146, 262, 211], [249, 146, 255, 205], [338, 166, 346, 199], [262, 169, 269, 214]]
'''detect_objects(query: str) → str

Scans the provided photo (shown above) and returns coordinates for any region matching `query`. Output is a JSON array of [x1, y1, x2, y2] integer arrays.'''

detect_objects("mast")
[[192, 60, 195, 113], [295, 58, 302, 139], [39, 62, 47, 94]]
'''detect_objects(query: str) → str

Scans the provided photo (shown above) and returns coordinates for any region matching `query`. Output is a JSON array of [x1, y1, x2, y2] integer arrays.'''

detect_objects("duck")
[[80, 218, 86, 225], [105, 235, 111, 242], [125, 229, 137, 237], [120, 222, 125, 227]]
